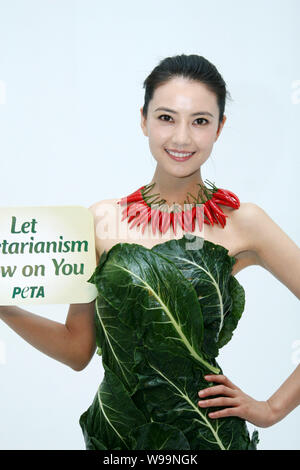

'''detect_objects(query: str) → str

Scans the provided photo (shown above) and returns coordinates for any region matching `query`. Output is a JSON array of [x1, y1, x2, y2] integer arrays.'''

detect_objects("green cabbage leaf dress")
[[79, 234, 260, 450]]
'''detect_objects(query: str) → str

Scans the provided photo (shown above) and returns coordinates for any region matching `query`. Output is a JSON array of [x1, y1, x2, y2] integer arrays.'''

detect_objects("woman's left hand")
[[198, 374, 277, 428]]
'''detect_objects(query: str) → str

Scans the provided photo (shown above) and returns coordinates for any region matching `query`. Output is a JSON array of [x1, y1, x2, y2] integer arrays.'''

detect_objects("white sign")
[[0, 206, 97, 305]]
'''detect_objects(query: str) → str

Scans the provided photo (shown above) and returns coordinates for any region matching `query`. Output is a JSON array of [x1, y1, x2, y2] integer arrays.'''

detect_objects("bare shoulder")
[[87, 199, 120, 264], [88, 198, 119, 225], [229, 201, 260, 228], [220, 202, 261, 274], [230, 201, 277, 256], [227, 201, 287, 275], [88, 198, 117, 213], [232, 201, 291, 254]]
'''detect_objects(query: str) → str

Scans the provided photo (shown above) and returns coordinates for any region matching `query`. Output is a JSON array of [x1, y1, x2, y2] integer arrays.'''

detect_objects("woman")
[[1, 54, 300, 450]]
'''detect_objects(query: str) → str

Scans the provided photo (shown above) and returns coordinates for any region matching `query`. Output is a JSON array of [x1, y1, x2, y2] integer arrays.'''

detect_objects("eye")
[[158, 114, 173, 122], [158, 115, 209, 125], [195, 118, 209, 125]]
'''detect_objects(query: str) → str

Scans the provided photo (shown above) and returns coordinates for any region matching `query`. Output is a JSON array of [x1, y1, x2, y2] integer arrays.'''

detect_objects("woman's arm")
[[0, 204, 100, 372], [0, 301, 97, 371], [267, 363, 300, 424], [242, 202, 300, 299], [239, 202, 300, 424]]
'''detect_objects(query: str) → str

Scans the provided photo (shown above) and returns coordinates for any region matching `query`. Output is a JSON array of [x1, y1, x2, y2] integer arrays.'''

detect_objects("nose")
[[171, 121, 192, 147]]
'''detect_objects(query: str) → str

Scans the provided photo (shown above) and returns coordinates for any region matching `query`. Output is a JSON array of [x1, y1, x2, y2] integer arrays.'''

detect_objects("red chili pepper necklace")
[[117, 179, 240, 235]]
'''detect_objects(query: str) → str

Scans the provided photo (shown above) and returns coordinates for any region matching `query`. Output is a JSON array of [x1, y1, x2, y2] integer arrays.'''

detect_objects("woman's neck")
[[147, 171, 208, 208]]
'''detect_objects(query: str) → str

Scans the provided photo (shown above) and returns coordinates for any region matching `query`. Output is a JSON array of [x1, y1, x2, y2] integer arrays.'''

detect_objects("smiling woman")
[[79, 54, 300, 450], [1, 53, 299, 451], [78, 55, 263, 451], [138, 57, 230, 208]]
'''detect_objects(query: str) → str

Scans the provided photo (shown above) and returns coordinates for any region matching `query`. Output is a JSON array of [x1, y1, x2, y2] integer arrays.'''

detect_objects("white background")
[[0, 0, 299, 450]]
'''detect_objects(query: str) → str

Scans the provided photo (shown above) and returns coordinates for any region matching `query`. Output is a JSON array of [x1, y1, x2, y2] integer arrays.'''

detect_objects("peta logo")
[[0, 80, 6, 105]]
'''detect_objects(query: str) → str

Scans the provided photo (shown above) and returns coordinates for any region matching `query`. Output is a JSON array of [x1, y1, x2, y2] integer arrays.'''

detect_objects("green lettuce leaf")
[[152, 234, 240, 358], [93, 293, 141, 392], [128, 422, 190, 450], [90, 241, 220, 374], [79, 363, 147, 450], [80, 235, 259, 450], [132, 346, 253, 450]]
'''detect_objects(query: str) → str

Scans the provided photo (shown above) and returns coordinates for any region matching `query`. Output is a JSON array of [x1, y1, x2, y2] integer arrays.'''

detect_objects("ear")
[[215, 115, 226, 141], [140, 107, 148, 136]]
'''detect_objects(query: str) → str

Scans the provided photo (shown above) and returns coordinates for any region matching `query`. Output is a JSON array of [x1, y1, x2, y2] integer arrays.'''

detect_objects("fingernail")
[[198, 390, 205, 396]]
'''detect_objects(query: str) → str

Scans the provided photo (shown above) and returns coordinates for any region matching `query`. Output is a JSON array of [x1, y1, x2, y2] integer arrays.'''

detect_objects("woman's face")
[[140, 77, 226, 177]]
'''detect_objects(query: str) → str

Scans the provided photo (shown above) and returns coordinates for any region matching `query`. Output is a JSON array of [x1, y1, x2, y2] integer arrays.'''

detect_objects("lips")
[[165, 148, 195, 162], [166, 148, 196, 154]]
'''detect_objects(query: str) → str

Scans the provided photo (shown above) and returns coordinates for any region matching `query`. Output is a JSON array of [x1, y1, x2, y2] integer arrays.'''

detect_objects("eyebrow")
[[154, 107, 214, 118]]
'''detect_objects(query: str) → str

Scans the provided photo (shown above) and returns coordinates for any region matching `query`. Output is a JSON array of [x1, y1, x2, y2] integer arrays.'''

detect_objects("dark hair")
[[142, 54, 232, 125]]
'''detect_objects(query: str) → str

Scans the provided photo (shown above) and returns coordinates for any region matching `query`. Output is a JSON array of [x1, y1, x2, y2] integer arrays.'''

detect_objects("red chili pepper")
[[214, 197, 238, 209], [209, 205, 219, 224], [161, 210, 171, 234], [214, 189, 240, 208], [191, 206, 196, 232], [183, 207, 193, 232], [214, 190, 235, 202], [218, 212, 227, 228], [117, 187, 145, 206], [158, 211, 163, 233], [208, 200, 229, 227], [211, 198, 238, 209], [211, 209, 219, 224], [171, 211, 177, 235], [121, 200, 145, 220], [195, 205, 204, 232], [219, 214, 226, 228], [127, 202, 146, 218], [218, 188, 239, 201], [129, 194, 145, 204], [129, 206, 149, 229], [141, 211, 152, 234], [170, 212, 175, 234], [213, 214, 223, 227], [213, 210, 225, 227], [121, 204, 132, 220], [208, 200, 227, 219], [178, 211, 185, 231], [136, 206, 151, 227], [126, 202, 141, 217], [204, 204, 214, 226], [118, 194, 142, 206], [211, 197, 231, 204], [151, 208, 160, 235], [175, 210, 183, 232]]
